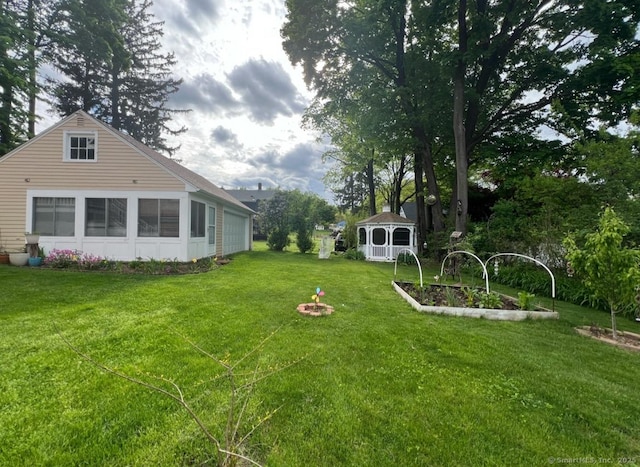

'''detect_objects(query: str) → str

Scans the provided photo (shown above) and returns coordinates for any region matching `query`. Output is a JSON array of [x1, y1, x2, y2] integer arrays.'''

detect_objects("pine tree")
[[115, 0, 186, 155], [47, 0, 122, 114], [47, 0, 186, 155], [0, 0, 29, 154]]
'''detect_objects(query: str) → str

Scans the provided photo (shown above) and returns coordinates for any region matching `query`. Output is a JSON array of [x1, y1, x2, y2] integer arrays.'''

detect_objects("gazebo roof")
[[356, 211, 415, 225]]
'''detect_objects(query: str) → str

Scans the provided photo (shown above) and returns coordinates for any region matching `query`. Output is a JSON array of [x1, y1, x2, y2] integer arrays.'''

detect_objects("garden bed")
[[393, 281, 558, 321], [575, 325, 640, 352]]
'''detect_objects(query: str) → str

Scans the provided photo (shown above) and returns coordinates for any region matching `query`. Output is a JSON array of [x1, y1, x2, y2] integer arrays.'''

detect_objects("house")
[[225, 183, 275, 212], [0, 110, 254, 261], [356, 206, 417, 262], [225, 184, 275, 240]]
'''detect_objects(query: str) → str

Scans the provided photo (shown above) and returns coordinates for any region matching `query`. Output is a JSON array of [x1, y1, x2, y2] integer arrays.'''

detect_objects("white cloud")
[[33, 0, 334, 201], [150, 0, 334, 200]]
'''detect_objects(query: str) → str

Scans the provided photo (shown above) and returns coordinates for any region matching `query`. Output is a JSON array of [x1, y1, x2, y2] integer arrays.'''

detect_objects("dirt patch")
[[395, 282, 521, 310], [297, 303, 334, 317], [575, 325, 640, 352]]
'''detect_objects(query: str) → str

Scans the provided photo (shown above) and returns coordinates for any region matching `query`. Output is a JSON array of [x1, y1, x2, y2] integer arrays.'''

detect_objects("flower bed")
[[41, 249, 228, 274]]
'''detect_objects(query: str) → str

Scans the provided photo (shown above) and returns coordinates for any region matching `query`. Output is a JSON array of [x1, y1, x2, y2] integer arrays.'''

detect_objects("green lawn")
[[1, 245, 639, 466]]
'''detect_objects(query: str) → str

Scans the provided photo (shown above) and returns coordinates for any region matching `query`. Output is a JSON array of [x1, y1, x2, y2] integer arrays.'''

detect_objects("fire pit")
[[297, 303, 334, 317]]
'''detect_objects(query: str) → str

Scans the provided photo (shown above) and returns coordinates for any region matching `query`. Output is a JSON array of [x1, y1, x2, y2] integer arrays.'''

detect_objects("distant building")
[[225, 184, 275, 239], [225, 184, 275, 212]]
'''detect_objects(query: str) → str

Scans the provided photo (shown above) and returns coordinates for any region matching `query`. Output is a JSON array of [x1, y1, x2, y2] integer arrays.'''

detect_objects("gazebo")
[[356, 207, 417, 262]]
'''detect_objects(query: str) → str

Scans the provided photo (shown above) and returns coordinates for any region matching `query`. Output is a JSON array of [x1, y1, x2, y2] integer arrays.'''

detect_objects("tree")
[[564, 207, 640, 338], [289, 191, 316, 253], [450, 0, 640, 234], [325, 169, 369, 214], [0, 0, 29, 154], [282, 0, 640, 242], [302, 68, 416, 217], [108, 0, 186, 154], [258, 191, 291, 251], [47, 0, 122, 113], [282, 0, 451, 253], [258, 189, 336, 252], [22, 0, 58, 138], [47, 0, 186, 154]]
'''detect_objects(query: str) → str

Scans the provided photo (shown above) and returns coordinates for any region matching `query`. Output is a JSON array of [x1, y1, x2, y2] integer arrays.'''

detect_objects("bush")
[[343, 248, 365, 260], [267, 228, 291, 251], [491, 263, 607, 311], [296, 227, 314, 253]]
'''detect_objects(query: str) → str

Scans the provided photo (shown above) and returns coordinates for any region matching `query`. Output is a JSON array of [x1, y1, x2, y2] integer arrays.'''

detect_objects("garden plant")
[[564, 207, 640, 338]]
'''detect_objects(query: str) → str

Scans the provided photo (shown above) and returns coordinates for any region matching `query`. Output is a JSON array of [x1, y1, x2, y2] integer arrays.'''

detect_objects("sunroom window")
[[33, 197, 75, 236], [138, 199, 179, 237], [392, 228, 410, 246], [86, 198, 127, 236]]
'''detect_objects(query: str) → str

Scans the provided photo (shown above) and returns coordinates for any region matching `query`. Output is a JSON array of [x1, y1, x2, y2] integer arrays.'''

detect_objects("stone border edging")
[[392, 281, 558, 321]]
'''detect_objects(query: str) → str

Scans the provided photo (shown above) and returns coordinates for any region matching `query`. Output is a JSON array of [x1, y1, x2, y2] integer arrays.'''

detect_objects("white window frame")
[[208, 206, 216, 246], [63, 130, 98, 162]]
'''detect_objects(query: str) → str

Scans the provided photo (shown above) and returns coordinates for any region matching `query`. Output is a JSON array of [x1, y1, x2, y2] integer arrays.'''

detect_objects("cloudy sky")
[[147, 0, 334, 200]]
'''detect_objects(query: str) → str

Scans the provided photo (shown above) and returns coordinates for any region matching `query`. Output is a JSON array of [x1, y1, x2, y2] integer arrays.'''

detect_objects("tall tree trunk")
[[0, 79, 12, 149], [453, 0, 469, 234], [366, 154, 376, 216], [420, 136, 445, 233], [413, 150, 427, 255], [387, 0, 444, 242], [110, 67, 121, 130], [0, 0, 13, 149], [392, 155, 405, 214], [412, 125, 444, 234], [27, 0, 36, 138]]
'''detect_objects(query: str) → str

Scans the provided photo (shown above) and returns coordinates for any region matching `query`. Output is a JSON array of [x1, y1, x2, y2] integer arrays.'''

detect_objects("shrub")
[[343, 248, 365, 260], [478, 291, 502, 309], [492, 262, 602, 310], [396, 251, 418, 265], [296, 226, 314, 253], [517, 291, 536, 311], [267, 228, 291, 251]]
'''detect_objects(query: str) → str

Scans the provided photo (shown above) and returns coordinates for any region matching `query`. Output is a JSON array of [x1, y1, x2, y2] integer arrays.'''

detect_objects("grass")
[[1, 243, 640, 466]]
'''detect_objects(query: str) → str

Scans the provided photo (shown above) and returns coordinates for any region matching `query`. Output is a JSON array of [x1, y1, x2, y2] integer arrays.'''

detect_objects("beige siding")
[[0, 114, 184, 252]]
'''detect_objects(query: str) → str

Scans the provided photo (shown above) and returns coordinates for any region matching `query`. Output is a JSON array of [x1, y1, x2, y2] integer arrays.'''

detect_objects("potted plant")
[[0, 229, 8, 264], [25, 232, 40, 245], [28, 246, 45, 267], [9, 248, 30, 266]]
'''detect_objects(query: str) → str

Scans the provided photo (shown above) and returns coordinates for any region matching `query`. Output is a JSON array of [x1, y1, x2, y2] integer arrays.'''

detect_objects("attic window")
[[64, 131, 97, 161]]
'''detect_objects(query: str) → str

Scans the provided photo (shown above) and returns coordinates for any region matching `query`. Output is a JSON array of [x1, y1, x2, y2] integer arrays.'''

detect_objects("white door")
[[223, 211, 247, 255]]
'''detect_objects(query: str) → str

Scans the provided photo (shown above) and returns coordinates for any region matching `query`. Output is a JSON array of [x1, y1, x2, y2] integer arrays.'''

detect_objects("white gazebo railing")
[[361, 244, 417, 261]]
